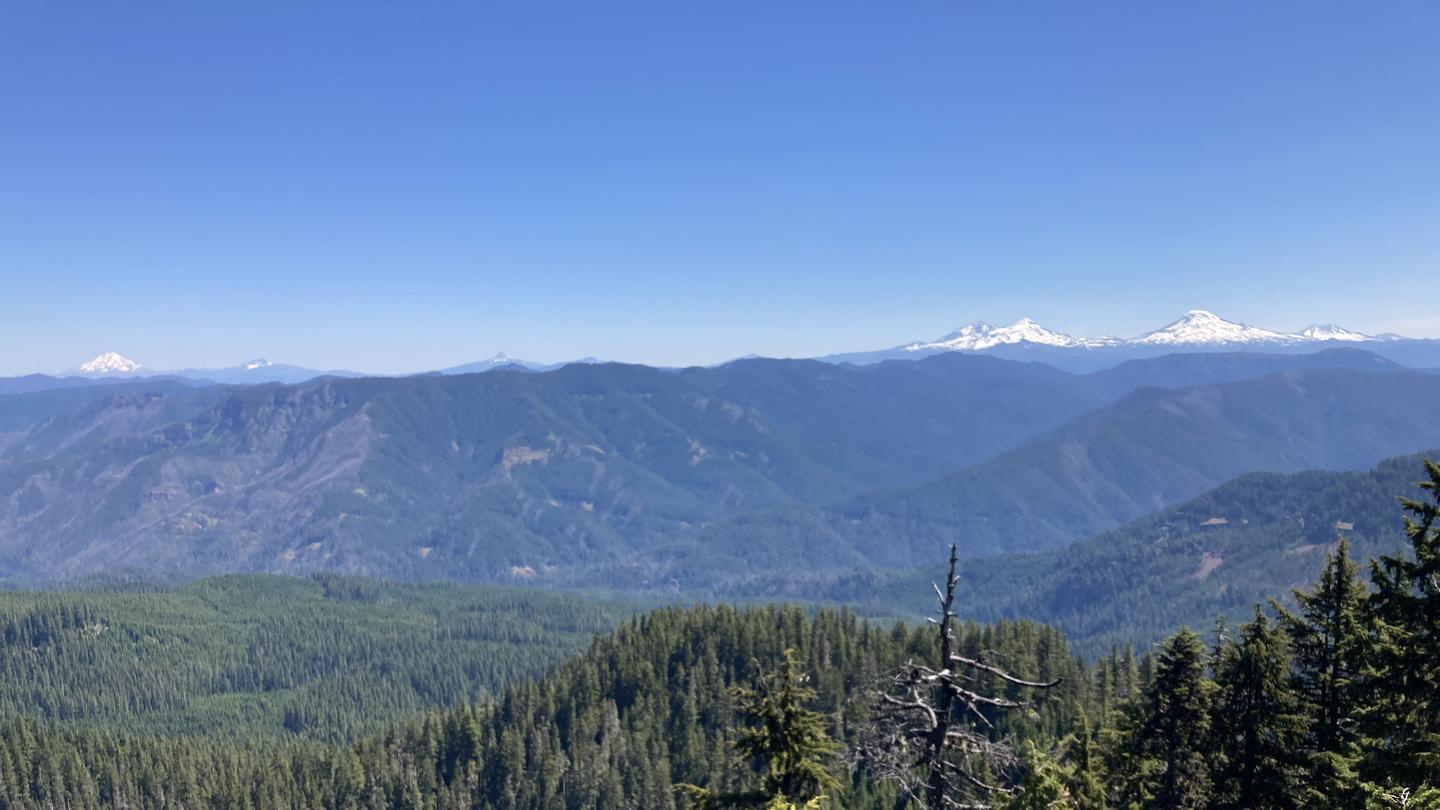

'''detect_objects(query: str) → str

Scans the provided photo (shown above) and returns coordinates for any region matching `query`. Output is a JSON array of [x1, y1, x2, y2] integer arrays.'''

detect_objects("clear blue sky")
[[2, 2, 1438, 374]]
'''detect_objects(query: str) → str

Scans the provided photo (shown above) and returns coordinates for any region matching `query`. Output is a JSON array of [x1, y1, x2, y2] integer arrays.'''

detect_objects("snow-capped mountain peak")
[[1132, 310, 1298, 346], [906, 318, 1115, 352], [1299, 324, 1373, 342], [75, 352, 143, 375], [242, 358, 273, 371], [877, 309, 1411, 364]]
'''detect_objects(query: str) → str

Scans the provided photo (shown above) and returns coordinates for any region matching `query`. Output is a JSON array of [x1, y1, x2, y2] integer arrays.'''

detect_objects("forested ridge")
[[0, 574, 631, 743], [6, 351, 1439, 592], [0, 462, 1436, 808], [730, 451, 1435, 655], [0, 607, 1093, 809]]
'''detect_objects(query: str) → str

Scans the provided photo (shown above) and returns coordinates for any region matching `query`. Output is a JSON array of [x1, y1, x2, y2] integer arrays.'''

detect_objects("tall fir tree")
[[1109, 628, 1215, 810], [1364, 459, 1440, 787], [1062, 712, 1107, 810], [1274, 538, 1369, 806], [682, 648, 841, 808], [1210, 609, 1309, 810]]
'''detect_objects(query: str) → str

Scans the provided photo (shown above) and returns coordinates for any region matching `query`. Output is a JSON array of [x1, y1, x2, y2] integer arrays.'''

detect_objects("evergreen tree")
[[1110, 628, 1215, 809], [1062, 712, 1107, 810], [1210, 609, 1308, 809], [1364, 459, 1440, 787], [1274, 539, 1368, 806], [1363, 783, 1440, 810], [682, 648, 841, 808], [1003, 742, 1073, 810]]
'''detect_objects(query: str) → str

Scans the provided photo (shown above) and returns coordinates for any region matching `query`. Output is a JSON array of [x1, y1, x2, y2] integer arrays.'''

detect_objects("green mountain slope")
[[826, 368, 1440, 565], [0, 575, 630, 742], [763, 451, 1432, 654], [947, 450, 1434, 651]]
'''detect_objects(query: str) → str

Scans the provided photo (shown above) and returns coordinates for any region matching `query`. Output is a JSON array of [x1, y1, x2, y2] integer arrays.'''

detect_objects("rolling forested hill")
[[0, 603, 1097, 809], [0, 575, 631, 743], [820, 367, 1440, 565], [739, 450, 1435, 653]]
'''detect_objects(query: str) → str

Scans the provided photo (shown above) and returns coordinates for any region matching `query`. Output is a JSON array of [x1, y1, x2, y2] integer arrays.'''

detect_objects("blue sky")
[[2, 2, 1438, 374]]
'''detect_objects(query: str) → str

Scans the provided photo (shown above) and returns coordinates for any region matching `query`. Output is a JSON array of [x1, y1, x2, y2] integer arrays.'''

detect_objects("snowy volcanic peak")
[[1133, 310, 1300, 346], [906, 318, 1118, 352], [1298, 324, 1375, 342], [904, 310, 1399, 355], [469, 352, 537, 368], [75, 352, 143, 374], [52, 355, 359, 383], [1133, 311, 1387, 346]]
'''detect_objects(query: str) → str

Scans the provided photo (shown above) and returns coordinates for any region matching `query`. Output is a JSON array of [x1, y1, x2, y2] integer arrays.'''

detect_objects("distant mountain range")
[[21, 310, 1438, 389], [437, 353, 603, 375], [904, 309, 1405, 351], [38, 352, 603, 387], [10, 332, 1440, 661], [4, 345, 1439, 592], [823, 310, 1439, 371], [57, 353, 364, 385]]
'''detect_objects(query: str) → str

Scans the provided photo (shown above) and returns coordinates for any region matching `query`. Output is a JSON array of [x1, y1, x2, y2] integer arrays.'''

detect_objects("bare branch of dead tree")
[[851, 543, 1061, 810]]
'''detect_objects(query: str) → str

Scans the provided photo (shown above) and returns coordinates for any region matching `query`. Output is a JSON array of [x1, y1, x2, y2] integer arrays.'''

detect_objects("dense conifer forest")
[[0, 461, 1436, 808], [0, 575, 631, 743]]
